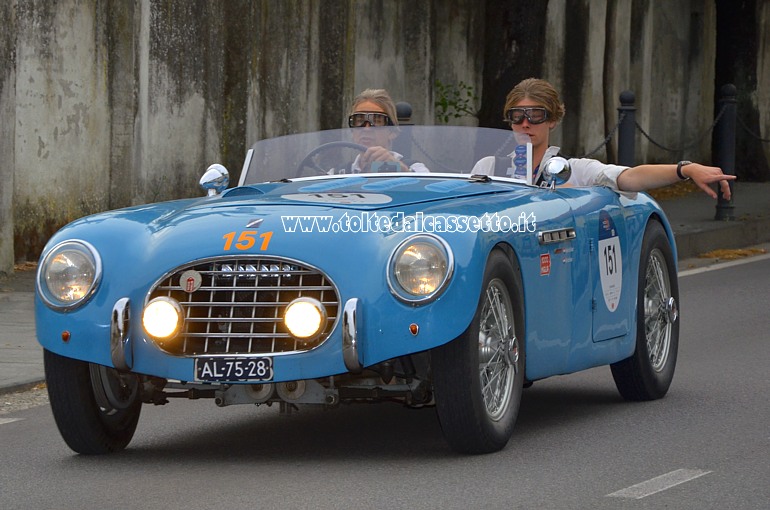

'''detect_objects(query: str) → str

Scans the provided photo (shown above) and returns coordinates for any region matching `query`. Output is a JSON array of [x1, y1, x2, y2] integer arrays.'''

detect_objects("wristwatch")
[[676, 160, 692, 180]]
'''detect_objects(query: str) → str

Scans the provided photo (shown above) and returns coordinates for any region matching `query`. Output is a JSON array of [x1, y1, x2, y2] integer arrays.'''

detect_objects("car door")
[[581, 188, 632, 342]]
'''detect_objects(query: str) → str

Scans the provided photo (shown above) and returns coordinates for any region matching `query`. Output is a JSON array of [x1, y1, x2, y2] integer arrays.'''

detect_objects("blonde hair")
[[350, 88, 399, 126], [503, 78, 566, 124]]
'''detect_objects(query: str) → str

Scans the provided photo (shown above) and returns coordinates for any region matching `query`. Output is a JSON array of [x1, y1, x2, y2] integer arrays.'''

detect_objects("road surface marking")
[[0, 417, 22, 425], [607, 469, 712, 499]]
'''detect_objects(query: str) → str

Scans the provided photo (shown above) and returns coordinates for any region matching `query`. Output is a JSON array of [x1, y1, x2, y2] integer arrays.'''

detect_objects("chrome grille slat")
[[156, 285, 335, 292], [147, 257, 339, 357], [176, 300, 339, 307], [184, 332, 294, 339]]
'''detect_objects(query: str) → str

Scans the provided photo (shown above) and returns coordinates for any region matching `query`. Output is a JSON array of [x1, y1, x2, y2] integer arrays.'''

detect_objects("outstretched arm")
[[616, 162, 736, 199]]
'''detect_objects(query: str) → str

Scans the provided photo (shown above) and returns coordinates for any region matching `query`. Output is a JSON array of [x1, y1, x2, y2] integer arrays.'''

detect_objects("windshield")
[[239, 126, 521, 185]]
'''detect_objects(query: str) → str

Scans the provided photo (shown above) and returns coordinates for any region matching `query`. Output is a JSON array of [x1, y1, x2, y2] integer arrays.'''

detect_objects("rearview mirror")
[[542, 157, 571, 188]]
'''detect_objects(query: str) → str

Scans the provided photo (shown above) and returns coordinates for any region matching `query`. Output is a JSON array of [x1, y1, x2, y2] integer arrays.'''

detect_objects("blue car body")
[[35, 126, 680, 454]]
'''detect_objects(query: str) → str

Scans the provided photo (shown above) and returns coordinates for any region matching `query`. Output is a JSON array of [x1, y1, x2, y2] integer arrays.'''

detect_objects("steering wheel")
[[296, 141, 368, 177]]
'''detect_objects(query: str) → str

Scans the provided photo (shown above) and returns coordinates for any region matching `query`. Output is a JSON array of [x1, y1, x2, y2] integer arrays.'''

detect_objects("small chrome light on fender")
[[388, 234, 453, 304], [284, 297, 327, 341], [200, 164, 230, 196], [38, 240, 102, 311], [143, 297, 183, 340]]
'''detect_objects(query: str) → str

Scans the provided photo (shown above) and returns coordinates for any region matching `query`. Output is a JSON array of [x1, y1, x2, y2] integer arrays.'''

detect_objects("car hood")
[[221, 174, 523, 209], [45, 175, 536, 269]]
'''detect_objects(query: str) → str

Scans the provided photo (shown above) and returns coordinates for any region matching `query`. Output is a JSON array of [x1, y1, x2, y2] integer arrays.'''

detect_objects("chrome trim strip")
[[237, 148, 254, 187], [342, 298, 363, 373], [537, 227, 577, 245], [110, 297, 132, 371]]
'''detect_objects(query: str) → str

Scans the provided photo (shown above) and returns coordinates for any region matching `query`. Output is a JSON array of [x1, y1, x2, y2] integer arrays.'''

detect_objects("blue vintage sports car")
[[35, 126, 679, 454]]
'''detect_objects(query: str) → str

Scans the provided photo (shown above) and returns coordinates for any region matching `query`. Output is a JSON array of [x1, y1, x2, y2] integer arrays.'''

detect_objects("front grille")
[[147, 257, 339, 356]]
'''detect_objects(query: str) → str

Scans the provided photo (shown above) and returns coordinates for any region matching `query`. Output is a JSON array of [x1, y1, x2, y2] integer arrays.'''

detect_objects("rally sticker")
[[597, 210, 622, 311], [540, 253, 551, 276], [281, 192, 392, 204]]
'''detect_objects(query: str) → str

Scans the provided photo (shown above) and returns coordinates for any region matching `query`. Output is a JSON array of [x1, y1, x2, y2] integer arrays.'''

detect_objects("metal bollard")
[[714, 84, 736, 221], [617, 91, 636, 167]]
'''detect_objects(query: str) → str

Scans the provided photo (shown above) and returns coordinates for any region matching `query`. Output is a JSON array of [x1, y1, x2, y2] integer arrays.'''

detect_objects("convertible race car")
[[36, 125, 679, 454]]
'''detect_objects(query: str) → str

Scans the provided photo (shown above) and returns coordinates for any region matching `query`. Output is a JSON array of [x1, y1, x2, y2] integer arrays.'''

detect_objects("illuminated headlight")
[[388, 234, 453, 304], [38, 240, 101, 310], [143, 297, 183, 339], [284, 297, 327, 341]]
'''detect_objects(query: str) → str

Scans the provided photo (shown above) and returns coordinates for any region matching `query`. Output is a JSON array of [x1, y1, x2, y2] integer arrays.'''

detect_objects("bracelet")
[[676, 160, 692, 180]]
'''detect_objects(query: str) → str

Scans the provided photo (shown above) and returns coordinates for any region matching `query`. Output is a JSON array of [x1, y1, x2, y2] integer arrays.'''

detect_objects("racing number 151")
[[223, 230, 273, 251], [603, 243, 618, 276]]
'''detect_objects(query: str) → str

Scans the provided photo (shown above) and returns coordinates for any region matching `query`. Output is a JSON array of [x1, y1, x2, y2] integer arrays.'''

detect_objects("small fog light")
[[284, 298, 326, 341], [143, 297, 183, 339]]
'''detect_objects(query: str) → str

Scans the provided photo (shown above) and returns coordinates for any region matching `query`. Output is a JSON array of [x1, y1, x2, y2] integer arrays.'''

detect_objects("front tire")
[[611, 220, 679, 401], [44, 349, 142, 454], [432, 249, 525, 454]]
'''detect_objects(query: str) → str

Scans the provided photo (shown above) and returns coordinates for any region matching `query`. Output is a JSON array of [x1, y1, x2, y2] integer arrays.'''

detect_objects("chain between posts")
[[634, 105, 728, 153], [578, 97, 769, 159], [737, 116, 770, 143]]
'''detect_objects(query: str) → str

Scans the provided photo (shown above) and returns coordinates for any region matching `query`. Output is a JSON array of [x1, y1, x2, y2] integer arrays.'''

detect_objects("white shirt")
[[471, 146, 628, 189], [331, 151, 430, 174]]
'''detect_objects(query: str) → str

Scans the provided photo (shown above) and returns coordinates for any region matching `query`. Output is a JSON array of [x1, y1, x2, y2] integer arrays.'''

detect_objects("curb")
[[0, 379, 45, 396], [673, 216, 770, 260]]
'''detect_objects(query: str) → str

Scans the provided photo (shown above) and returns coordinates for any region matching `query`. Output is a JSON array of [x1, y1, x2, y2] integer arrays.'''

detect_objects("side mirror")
[[542, 157, 571, 188], [199, 164, 229, 196]]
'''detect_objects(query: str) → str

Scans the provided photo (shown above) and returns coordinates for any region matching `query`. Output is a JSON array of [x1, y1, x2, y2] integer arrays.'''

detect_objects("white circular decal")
[[281, 193, 392, 204], [180, 270, 203, 293], [598, 211, 622, 311]]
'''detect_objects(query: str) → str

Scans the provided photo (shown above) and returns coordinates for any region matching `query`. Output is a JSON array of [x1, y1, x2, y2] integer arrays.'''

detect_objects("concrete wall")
[[1, 0, 768, 273], [543, 0, 717, 162], [0, 1, 16, 277]]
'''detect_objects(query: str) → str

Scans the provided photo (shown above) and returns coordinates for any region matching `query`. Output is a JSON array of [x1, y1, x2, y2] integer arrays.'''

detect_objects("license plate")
[[195, 357, 274, 382]]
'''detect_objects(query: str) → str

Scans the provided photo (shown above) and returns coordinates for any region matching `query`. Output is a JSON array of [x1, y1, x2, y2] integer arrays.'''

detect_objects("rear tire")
[[44, 349, 142, 454], [611, 221, 679, 400], [432, 249, 525, 454]]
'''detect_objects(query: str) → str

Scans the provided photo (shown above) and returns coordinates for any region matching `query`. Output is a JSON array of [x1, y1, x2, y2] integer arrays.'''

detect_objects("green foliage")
[[434, 79, 480, 124]]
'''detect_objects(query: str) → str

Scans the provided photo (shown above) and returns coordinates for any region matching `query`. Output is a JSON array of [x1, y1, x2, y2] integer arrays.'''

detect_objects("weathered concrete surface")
[[2, 0, 769, 271], [0, 1, 16, 276], [13, 0, 112, 262]]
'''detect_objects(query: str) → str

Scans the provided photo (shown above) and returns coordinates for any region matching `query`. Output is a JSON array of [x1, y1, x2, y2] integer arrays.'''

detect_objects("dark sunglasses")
[[348, 112, 394, 128], [505, 107, 549, 125]]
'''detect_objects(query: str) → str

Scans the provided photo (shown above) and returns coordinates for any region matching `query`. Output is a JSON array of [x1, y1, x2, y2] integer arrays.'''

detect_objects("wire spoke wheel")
[[45, 349, 142, 454], [611, 221, 679, 401], [432, 249, 525, 454], [478, 280, 518, 421], [644, 249, 674, 372], [90, 363, 141, 414]]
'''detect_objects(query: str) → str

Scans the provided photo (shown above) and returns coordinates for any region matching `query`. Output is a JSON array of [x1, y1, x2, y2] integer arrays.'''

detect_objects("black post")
[[617, 91, 636, 166], [714, 84, 736, 221]]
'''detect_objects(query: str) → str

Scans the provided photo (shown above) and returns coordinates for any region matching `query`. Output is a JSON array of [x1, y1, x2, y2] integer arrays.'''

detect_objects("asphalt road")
[[1, 256, 768, 510]]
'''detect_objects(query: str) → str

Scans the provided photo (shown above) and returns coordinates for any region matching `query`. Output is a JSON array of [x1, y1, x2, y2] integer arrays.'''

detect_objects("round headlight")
[[388, 234, 453, 303], [38, 240, 101, 310], [284, 297, 327, 341], [143, 297, 183, 339]]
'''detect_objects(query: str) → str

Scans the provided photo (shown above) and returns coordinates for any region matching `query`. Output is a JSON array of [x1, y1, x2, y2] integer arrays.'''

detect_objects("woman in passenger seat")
[[472, 78, 734, 198]]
